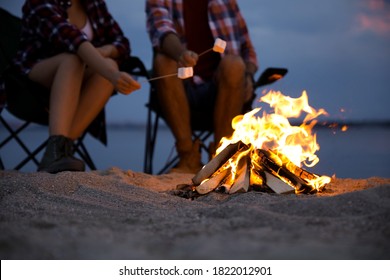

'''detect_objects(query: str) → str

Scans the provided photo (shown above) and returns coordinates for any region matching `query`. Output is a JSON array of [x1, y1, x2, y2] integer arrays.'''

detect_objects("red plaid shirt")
[[13, 0, 130, 75], [146, 0, 258, 70]]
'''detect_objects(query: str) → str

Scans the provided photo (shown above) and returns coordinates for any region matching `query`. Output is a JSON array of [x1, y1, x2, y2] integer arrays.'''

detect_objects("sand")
[[0, 167, 389, 260]]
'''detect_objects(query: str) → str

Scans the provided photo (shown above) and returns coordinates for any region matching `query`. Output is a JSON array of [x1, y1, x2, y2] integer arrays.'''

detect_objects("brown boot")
[[38, 135, 85, 173]]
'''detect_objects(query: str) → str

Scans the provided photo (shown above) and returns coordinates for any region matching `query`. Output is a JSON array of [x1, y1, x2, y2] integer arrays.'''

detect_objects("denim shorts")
[[183, 79, 217, 114]]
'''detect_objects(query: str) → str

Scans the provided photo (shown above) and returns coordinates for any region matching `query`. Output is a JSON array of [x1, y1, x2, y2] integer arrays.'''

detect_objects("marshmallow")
[[178, 67, 193, 79], [213, 38, 226, 53]]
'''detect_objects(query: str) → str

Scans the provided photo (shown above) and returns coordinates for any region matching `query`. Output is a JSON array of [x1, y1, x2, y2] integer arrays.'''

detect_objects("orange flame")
[[216, 90, 331, 192]]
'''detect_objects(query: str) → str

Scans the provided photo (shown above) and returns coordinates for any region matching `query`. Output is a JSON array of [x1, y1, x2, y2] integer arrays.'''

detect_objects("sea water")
[[1, 122, 389, 179]]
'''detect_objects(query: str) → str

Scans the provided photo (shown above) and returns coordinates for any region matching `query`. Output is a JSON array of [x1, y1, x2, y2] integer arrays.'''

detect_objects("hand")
[[96, 45, 117, 58], [178, 50, 198, 67], [113, 71, 141, 95]]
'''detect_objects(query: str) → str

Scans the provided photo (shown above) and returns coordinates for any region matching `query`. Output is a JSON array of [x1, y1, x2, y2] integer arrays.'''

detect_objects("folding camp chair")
[[143, 66, 288, 174], [0, 8, 107, 171], [0, 8, 149, 171], [0, 66, 100, 170]]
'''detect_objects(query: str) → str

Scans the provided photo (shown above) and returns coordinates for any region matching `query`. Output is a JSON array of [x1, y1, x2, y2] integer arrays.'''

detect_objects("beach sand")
[[0, 167, 389, 260]]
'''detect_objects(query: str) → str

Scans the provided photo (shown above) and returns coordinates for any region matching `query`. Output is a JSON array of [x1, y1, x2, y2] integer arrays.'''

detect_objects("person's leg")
[[29, 53, 86, 173], [29, 55, 115, 140], [213, 55, 246, 150], [29, 53, 85, 138], [68, 58, 116, 140], [153, 53, 201, 173]]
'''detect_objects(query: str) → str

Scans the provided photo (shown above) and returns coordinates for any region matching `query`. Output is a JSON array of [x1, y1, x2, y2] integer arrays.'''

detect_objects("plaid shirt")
[[0, 0, 129, 110], [146, 0, 258, 70], [13, 0, 130, 75]]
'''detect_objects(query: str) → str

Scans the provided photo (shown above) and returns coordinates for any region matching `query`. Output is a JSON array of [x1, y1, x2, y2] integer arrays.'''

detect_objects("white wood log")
[[264, 171, 295, 194], [229, 158, 250, 194], [196, 168, 230, 194], [219, 172, 234, 193], [192, 141, 245, 185]]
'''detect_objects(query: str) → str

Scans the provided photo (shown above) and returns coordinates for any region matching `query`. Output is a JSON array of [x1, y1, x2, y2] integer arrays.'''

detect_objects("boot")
[[38, 135, 85, 173]]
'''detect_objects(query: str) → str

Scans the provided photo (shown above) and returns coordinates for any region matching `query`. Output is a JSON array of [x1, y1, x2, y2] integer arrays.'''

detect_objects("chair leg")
[[74, 135, 97, 170], [14, 139, 47, 170], [1, 117, 32, 155], [142, 105, 214, 175], [1, 116, 98, 171], [155, 130, 213, 175], [143, 107, 153, 173], [195, 130, 213, 154], [0, 117, 42, 169], [144, 108, 161, 174], [0, 155, 4, 170], [157, 149, 178, 175]]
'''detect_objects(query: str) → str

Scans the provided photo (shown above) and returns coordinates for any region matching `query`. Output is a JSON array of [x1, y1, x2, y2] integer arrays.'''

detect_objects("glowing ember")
[[215, 90, 332, 193]]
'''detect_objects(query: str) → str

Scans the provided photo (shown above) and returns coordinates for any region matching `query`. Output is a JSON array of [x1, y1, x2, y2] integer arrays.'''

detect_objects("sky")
[[1, 0, 390, 125]]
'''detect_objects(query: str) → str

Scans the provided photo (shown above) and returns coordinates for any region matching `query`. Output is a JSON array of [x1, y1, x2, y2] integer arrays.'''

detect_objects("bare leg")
[[214, 55, 246, 148], [29, 54, 115, 140], [68, 59, 116, 139], [28, 53, 87, 172], [28, 53, 115, 173], [29, 53, 85, 138], [153, 53, 201, 173]]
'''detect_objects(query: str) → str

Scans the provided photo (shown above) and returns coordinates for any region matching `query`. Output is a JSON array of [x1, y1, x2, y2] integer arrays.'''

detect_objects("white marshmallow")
[[213, 38, 226, 53], [178, 67, 193, 79]]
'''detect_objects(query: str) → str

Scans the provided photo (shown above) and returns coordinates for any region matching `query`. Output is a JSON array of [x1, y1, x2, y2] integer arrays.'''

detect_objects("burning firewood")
[[186, 144, 329, 197], [263, 171, 295, 194], [229, 156, 250, 194], [254, 149, 323, 194], [175, 91, 333, 198], [195, 143, 249, 194], [192, 141, 247, 185], [209, 156, 251, 194], [196, 167, 230, 195], [255, 149, 310, 191]]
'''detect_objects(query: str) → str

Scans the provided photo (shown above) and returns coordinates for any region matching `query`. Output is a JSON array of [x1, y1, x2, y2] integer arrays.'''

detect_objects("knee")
[[153, 53, 177, 75], [59, 53, 85, 71], [217, 55, 245, 83]]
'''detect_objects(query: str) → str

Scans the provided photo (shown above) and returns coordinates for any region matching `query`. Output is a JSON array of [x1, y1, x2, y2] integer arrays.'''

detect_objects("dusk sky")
[[1, 0, 390, 124]]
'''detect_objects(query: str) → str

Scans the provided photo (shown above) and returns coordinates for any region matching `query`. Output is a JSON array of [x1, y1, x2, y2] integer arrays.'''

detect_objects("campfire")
[[176, 90, 332, 197]]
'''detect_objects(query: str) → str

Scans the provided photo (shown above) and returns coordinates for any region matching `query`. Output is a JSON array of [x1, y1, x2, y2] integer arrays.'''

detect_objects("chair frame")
[[0, 8, 149, 172], [0, 113, 96, 171], [0, 55, 149, 172]]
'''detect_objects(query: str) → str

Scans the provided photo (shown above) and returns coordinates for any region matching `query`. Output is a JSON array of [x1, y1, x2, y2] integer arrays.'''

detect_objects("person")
[[146, 0, 258, 174], [12, 0, 141, 173]]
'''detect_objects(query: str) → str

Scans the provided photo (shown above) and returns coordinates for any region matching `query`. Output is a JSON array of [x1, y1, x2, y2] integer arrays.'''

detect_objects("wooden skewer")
[[146, 73, 177, 82], [142, 44, 219, 83], [145, 67, 193, 82], [198, 47, 213, 57]]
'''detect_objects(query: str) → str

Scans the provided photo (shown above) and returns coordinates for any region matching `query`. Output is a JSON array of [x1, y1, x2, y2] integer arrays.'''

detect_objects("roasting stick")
[[197, 47, 213, 57], [198, 38, 227, 57], [145, 67, 194, 82], [147, 73, 177, 82], [144, 38, 226, 83]]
